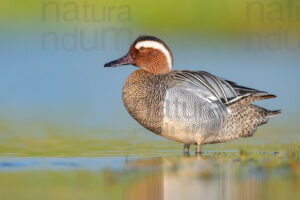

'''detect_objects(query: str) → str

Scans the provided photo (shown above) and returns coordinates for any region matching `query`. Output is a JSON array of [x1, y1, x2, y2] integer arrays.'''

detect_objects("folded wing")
[[163, 70, 269, 139]]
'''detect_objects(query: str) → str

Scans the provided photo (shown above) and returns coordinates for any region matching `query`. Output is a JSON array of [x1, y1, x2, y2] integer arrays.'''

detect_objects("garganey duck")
[[104, 35, 281, 154]]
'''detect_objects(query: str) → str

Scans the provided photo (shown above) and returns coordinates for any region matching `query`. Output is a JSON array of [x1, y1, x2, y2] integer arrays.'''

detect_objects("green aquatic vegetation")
[[0, 171, 134, 200], [0, 133, 177, 157], [2, 0, 300, 34], [0, 130, 299, 157]]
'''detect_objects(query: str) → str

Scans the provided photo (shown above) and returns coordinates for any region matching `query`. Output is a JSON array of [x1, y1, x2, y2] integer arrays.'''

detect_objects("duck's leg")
[[195, 144, 202, 154], [195, 138, 205, 154], [183, 144, 190, 153]]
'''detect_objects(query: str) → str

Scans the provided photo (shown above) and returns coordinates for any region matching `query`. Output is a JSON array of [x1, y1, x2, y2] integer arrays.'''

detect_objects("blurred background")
[[0, 0, 299, 145], [1, 1, 300, 200]]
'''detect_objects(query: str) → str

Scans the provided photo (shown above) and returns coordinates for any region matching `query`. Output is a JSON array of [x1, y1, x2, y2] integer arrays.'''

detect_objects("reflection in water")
[[125, 155, 299, 200], [0, 153, 298, 200]]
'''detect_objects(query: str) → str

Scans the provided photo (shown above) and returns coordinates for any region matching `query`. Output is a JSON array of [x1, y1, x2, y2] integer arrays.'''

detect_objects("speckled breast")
[[122, 69, 169, 134]]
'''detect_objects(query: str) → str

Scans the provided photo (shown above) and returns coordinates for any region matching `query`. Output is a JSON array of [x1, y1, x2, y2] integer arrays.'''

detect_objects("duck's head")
[[104, 35, 173, 74]]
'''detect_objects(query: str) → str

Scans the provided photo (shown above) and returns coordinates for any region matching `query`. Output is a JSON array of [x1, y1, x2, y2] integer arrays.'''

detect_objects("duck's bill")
[[104, 52, 134, 67]]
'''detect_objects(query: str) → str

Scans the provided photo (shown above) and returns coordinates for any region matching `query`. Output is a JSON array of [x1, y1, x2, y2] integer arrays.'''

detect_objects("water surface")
[[0, 149, 299, 200]]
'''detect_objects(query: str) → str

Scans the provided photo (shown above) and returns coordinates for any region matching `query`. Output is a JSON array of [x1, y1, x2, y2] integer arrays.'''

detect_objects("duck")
[[104, 35, 281, 154]]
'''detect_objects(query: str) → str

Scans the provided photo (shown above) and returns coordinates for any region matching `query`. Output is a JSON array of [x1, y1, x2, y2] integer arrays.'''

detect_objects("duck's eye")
[[139, 47, 145, 50]]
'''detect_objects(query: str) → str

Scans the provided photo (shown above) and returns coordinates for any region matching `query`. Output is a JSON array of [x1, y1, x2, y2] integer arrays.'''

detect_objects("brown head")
[[104, 35, 173, 74]]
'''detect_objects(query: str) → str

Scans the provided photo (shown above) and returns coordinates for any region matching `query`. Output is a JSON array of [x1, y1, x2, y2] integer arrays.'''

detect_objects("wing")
[[173, 70, 266, 104], [162, 71, 230, 139], [162, 70, 267, 140]]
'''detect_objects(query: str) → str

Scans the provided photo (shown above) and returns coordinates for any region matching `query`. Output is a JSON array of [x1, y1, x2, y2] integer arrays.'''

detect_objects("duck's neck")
[[142, 63, 172, 75]]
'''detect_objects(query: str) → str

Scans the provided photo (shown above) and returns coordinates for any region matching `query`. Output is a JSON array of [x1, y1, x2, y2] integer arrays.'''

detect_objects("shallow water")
[[0, 150, 299, 200], [0, 157, 127, 171]]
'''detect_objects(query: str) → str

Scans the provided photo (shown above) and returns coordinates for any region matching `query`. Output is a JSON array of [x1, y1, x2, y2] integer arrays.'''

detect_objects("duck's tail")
[[242, 93, 281, 118], [266, 109, 282, 118]]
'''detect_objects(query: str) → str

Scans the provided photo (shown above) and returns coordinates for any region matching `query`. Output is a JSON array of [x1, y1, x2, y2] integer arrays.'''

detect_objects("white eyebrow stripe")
[[135, 41, 172, 69]]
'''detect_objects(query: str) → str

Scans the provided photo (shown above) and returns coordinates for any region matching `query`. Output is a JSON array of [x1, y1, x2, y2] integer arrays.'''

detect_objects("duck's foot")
[[183, 144, 190, 153], [183, 151, 190, 157]]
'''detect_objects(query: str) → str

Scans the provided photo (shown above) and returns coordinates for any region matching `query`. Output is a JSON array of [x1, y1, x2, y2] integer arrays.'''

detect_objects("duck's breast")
[[122, 69, 169, 134]]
